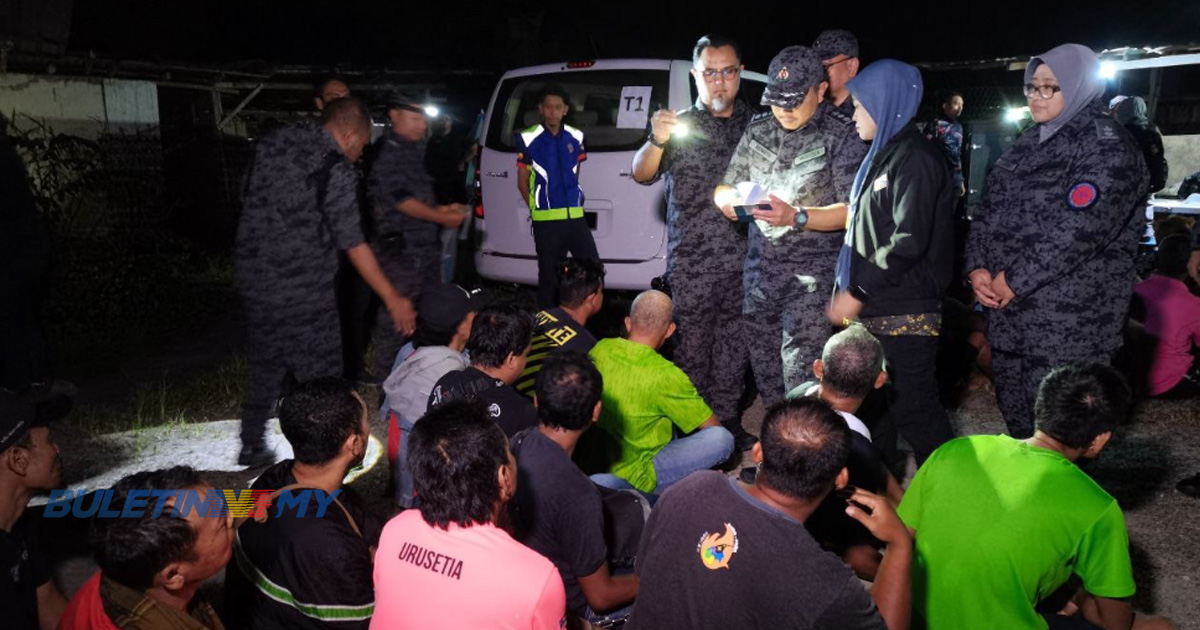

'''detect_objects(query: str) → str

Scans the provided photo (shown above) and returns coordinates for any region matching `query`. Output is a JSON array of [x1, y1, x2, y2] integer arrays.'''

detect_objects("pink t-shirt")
[[1134, 274, 1200, 395], [371, 510, 566, 630]]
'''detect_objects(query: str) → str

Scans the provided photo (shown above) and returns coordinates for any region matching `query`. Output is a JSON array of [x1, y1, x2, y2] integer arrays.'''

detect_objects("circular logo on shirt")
[[488, 403, 501, 417], [697, 523, 739, 570], [1067, 182, 1099, 209]]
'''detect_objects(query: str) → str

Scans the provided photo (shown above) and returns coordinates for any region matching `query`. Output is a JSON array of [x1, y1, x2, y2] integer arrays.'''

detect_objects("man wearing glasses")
[[631, 35, 758, 451], [715, 45, 869, 409], [814, 29, 862, 119]]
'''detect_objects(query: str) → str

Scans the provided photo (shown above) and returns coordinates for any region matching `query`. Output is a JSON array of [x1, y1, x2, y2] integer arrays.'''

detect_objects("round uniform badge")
[[1067, 182, 1099, 209]]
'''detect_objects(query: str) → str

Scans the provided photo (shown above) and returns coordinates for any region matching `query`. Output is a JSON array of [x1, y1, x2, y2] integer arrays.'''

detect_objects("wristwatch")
[[647, 133, 668, 148], [794, 206, 810, 229]]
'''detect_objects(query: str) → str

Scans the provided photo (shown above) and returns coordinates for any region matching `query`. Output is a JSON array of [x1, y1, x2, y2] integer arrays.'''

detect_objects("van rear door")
[[478, 63, 672, 274]]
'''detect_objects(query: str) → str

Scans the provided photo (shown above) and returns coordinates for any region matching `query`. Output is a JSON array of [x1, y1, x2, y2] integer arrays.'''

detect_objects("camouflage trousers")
[[669, 268, 747, 426], [744, 256, 838, 409], [992, 347, 1114, 438], [372, 237, 442, 377], [240, 291, 342, 447]]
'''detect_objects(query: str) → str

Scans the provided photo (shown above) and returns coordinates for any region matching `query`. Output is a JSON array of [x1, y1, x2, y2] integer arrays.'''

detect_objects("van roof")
[[499, 59, 681, 78]]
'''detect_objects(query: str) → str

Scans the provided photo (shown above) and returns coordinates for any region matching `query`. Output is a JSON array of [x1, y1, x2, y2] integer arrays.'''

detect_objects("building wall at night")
[[0, 73, 159, 137]]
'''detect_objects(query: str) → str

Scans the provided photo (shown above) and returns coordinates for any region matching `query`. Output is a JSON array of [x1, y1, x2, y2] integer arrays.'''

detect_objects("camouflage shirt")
[[368, 133, 440, 247], [649, 99, 755, 275], [966, 99, 1148, 356], [235, 124, 363, 302], [723, 101, 868, 286]]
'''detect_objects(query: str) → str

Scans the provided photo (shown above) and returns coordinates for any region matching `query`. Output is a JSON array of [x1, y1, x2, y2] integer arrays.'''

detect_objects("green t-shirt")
[[588, 338, 713, 493], [897, 435, 1135, 630]]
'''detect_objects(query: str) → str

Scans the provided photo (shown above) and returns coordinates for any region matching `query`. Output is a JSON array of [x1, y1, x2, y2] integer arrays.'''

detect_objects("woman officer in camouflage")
[[965, 43, 1148, 438]]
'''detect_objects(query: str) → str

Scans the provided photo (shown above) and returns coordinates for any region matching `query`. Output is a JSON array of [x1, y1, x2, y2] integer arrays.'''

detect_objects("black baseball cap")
[[0, 388, 72, 452], [418, 285, 490, 332], [813, 29, 860, 61], [762, 46, 824, 109]]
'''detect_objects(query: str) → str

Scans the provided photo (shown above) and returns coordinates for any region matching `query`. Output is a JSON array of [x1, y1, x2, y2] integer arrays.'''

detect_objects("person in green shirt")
[[586, 290, 734, 495], [898, 362, 1175, 630]]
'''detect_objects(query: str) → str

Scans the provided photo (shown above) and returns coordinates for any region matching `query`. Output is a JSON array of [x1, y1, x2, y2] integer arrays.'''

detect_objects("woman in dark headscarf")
[[965, 43, 1148, 438], [1113, 96, 1168, 193], [827, 59, 957, 465]]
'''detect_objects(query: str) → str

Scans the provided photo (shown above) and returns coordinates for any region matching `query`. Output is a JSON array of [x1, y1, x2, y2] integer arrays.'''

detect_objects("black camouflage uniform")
[[723, 46, 868, 407], [367, 130, 443, 377], [642, 98, 754, 430], [813, 30, 859, 120], [236, 124, 363, 450], [967, 99, 1147, 437]]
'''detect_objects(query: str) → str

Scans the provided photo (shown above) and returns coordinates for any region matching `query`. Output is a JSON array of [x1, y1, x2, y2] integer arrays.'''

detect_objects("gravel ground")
[[37, 380, 1200, 627]]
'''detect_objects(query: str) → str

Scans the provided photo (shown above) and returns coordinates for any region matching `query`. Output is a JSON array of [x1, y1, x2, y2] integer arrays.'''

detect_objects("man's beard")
[[711, 97, 729, 113]]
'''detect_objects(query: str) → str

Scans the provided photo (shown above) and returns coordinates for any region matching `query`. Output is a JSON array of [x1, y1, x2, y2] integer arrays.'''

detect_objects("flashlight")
[[673, 123, 690, 138], [1098, 61, 1117, 80], [1005, 107, 1029, 123], [424, 105, 440, 118]]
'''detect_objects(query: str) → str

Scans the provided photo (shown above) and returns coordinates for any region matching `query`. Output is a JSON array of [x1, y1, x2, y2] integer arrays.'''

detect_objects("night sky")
[[67, 0, 1200, 73]]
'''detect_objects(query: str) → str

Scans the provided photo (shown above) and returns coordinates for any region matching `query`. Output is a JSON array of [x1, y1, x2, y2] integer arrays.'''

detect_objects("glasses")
[[700, 67, 740, 83], [1023, 84, 1062, 100], [823, 56, 852, 69]]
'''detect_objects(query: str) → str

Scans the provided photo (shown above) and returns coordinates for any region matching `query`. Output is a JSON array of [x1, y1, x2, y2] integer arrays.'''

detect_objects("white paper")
[[616, 86, 654, 129], [735, 181, 768, 205]]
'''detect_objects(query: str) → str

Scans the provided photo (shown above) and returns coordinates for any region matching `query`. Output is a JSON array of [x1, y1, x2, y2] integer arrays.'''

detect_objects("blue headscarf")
[[836, 59, 923, 291]]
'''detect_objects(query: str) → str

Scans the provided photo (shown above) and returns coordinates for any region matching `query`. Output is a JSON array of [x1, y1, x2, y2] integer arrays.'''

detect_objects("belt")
[[530, 206, 585, 222]]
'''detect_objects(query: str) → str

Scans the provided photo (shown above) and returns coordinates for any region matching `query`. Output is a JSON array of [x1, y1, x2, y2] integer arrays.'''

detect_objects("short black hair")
[[90, 466, 205, 591], [411, 320, 457, 349], [279, 378, 364, 466], [409, 400, 509, 529], [937, 90, 964, 105], [467, 304, 533, 368], [313, 76, 347, 99], [693, 34, 742, 64], [557, 258, 606, 308], [540, 84, 570, 105], [758, 398, 850, 501], [1155, 234, 1192, 277], [321, 97, 371, 136], [535, 351, 602, 431], [821, 325, 885, 399], [1034, 362, 1132, 449]]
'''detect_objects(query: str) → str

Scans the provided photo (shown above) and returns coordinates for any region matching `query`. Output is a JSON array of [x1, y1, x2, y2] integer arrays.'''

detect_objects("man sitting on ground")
[[428, 304, 538, 436], [511, 351, 640, 626], [785, 325, 902, 579], [380, 284, 486, 506], [61, 467, 233, 630], [898, 363, 1176, 630], [371, 400, 566, 629], [586, 290, 734, 495], [0, 390, 69, 630], [515, 258, 605, 398], [627, 398, 912, 630], [223, 378, 381, 630]]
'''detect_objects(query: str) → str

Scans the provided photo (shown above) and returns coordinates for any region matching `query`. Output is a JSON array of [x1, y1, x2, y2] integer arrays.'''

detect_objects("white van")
[[474, 59, 766, 290]]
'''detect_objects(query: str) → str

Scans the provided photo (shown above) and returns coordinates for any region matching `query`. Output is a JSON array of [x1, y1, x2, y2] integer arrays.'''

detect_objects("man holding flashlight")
[[716, 46, 868, 407], [631, 34, 758, 451], [369, 92, 467, 378]]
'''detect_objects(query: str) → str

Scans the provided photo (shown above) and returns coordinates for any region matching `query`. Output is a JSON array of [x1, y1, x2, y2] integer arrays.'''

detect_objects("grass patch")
[[77, 357, 247, 437]]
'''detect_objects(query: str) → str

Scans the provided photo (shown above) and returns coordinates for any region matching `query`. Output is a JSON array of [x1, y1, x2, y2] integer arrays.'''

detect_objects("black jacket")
[[847, 124, 955, 317]]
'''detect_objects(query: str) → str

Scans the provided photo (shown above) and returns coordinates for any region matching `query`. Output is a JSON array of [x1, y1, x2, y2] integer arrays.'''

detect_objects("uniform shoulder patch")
[[1067, 182, 1100, 209], [1094, 118, 1122, 141], [824, 107, 854, 126]]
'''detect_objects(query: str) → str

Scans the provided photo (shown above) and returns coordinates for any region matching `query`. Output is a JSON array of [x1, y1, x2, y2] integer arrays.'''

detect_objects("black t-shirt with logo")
[[510, 429, 607, 616], [1, 517, 51, 630], [626, 471, 885, 630], [515, 308, 598, 398], [429, 367, 539, 437]]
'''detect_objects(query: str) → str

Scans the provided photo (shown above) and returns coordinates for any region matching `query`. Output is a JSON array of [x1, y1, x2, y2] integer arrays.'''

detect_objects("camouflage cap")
[[813, 29, 859, 60], [762, 46, 823, 109]]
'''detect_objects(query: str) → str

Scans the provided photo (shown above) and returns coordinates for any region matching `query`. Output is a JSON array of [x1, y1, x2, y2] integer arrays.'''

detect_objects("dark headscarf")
[[837, 59, 923, 291], [1113, 96, 1149, 127], [845, 59, 924, 206], [1024, 44, 1104, 143]]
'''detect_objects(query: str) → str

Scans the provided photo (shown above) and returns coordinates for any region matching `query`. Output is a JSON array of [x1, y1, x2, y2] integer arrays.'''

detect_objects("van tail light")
[[566, 61, 596, 69], [472, 166, 484, 218]]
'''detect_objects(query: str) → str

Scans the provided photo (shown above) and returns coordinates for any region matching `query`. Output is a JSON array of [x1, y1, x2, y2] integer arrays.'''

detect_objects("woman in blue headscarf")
[[964, 44, 1148, 438], [827, 59, 957, 465]]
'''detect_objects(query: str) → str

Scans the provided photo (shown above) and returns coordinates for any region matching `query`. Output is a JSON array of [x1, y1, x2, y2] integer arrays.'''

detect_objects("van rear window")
[[485, 70, 670, 153]]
